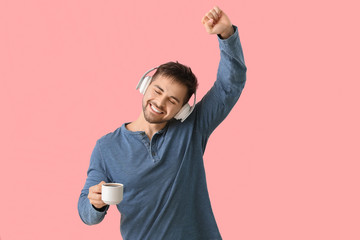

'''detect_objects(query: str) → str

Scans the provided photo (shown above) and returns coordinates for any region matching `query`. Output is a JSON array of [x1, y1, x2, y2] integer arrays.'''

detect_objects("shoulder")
[[97, 125, 124, 145]]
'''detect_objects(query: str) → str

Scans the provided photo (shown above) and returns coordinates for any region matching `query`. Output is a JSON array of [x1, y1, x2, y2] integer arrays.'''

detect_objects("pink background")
[[1, 0, 359, 239]]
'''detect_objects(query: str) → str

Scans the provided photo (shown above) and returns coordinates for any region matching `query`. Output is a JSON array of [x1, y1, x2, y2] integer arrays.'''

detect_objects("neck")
[[126, 112, 167, 140]]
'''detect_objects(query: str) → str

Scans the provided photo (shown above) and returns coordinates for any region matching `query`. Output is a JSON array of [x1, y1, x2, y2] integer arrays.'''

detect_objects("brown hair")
[[152, 61, 198, 104]]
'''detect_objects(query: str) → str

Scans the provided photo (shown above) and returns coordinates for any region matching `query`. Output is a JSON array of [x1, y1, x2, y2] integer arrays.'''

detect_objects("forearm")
[[194, 25, 247, 136], [78, 191, 109, 225], [78, 140, 110, 225], [215, 25, 247, 104]]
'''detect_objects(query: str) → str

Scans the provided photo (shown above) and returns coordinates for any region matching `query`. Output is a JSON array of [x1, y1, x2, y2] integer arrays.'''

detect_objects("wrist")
[[220, 25, 234, 39]]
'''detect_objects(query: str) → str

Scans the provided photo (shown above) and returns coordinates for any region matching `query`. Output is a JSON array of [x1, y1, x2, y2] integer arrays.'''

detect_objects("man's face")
[[142, 75, 188, 124]]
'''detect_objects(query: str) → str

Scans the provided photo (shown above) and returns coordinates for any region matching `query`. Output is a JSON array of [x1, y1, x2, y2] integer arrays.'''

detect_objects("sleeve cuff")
[[217, 25, 237, 40], [92, 204, 109, 212]]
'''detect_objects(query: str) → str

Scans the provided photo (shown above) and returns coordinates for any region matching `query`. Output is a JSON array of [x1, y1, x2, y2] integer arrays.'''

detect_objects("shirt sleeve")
[[194, 25, 247, 137], [77, 140, 110, 225]]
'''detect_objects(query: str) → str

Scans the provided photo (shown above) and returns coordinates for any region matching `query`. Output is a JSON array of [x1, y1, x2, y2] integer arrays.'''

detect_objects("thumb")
[[99, 181, 106, 186], [204, 19, 214, 33], [206, 19, 214, 28]]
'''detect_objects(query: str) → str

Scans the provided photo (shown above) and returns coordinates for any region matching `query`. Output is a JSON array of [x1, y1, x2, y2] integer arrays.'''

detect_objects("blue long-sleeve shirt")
[[78, 25, 247, 240]]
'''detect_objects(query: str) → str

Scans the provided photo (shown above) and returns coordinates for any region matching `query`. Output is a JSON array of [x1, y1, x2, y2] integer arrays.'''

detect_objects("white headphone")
[[136, 67, 197, 122]]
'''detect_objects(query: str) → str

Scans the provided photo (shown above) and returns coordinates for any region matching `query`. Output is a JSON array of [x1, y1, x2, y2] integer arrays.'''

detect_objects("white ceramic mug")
[[101, 183, 123, 205]]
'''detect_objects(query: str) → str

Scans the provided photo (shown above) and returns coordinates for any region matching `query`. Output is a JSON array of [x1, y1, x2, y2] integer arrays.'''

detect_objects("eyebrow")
[[154, 85, 181, 103]]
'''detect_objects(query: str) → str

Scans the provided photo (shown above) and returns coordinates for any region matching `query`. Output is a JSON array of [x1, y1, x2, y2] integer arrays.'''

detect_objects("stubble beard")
[[142, 101, 169, 124]]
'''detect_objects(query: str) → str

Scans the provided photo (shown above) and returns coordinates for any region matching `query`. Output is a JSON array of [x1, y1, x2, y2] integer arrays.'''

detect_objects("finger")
[[206, 19, 214, 29], [90, 199, 105, 207], [201, 15, 209, 24], [92, 181, 106, 193], [213, 6, 222, 16], [90, 196, 103, 203], [89, 185, 96, 194], [90, 198, 102, 207], [88, 191, 102, 200], [98, 181, 106, 186], [206, 11, 215, 22], [213, 6, 223, 21], [90, 185, 101, 193], [90, 184, 102, 194], [210, 9, 219, 21]]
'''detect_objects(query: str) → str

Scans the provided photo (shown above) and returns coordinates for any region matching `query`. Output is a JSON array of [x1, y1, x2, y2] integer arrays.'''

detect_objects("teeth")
[[150, 104, 162, 113]]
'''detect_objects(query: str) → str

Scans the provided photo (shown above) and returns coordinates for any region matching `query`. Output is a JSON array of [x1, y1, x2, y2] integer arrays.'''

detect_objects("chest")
[[102, 129, 194, 189]]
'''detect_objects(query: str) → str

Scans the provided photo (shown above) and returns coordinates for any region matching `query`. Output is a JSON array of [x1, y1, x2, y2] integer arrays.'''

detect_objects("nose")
[[152, 95, 166, 110], [158, 95, 167, 109]]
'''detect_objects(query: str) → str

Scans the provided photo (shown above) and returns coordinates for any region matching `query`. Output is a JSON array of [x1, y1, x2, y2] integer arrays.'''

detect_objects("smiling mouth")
[[150, 103, 164, 114]]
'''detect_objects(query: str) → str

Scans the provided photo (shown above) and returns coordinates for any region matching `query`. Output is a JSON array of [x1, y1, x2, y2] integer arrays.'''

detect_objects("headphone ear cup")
[[136, 66, 158, 94], [139, 76, 152, 95], [174, 103, 191, 122]]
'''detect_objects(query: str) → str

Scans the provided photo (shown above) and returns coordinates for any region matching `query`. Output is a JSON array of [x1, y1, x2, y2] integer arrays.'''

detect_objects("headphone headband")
[[136, 67, 158, 91]]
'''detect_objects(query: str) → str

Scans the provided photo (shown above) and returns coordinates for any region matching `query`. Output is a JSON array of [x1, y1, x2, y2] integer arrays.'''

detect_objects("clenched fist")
[[201, 6, 234, 39], [88, 181, 107, 209]]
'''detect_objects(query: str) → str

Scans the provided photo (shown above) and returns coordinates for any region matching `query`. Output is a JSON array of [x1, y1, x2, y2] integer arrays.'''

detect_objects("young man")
[[78, 6, 247, 240]]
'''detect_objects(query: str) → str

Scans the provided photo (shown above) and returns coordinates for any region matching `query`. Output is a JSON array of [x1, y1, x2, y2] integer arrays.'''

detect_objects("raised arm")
[[195, 6, 247, 137]]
